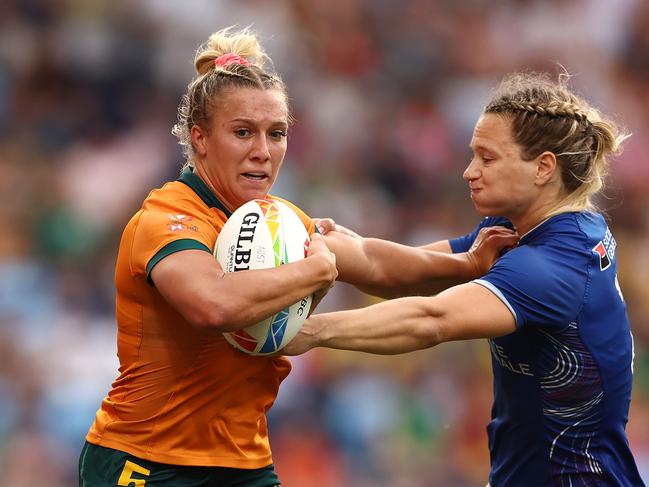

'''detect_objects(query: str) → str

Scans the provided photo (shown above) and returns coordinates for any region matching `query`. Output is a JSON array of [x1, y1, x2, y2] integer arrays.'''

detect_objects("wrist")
[[465, 251, 482, 278], [313, 253, 336, 287], [301, 314, 326, 349]]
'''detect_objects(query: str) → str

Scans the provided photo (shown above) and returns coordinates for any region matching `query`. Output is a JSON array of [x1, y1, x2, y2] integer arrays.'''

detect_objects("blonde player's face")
[[192, 87, 289, 210], [463, 114, 540, 219]]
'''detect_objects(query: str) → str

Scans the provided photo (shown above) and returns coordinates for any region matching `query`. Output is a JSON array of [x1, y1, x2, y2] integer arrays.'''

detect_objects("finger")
[[314, 218, 336, 235], [489, 234, 520, 247], [479, 228, 518, 242], [481, 226, 517, 237], [493, 229, 518, 238]]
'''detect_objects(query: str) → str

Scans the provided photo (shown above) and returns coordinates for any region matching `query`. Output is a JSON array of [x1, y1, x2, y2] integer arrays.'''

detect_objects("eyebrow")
[[229, 117, 288, 127], [470, 142, 498, 154]]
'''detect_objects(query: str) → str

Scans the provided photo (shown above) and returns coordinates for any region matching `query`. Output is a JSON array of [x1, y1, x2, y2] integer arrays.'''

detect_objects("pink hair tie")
[[214, 53, 252, 68]]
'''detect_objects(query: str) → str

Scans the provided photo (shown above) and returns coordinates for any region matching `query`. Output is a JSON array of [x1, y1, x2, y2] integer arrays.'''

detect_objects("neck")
[[193, 163, 236, 212], [508, 183, 575, 235], [508, 196, 569, 236], [509, 209, 551, 237]]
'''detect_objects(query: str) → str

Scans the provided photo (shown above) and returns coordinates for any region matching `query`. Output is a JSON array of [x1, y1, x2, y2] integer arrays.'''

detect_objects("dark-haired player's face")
[[192, 87, 288, 210], [464, 114, 540, 220]]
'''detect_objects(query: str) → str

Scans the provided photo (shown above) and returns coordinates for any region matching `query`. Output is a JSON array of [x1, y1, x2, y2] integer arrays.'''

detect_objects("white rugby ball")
[[214, 199, 313, 355]]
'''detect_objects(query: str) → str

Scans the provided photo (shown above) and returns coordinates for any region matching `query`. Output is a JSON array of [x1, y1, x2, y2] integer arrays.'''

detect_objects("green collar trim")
[[178, 167, 232, 217]]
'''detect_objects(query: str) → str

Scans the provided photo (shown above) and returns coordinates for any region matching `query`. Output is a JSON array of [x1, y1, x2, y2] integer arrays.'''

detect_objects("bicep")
[[434, 282, 516, 342], [150, 249, 225, 323]]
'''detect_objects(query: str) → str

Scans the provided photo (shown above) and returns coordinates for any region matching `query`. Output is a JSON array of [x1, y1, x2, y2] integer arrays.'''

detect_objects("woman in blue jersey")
[[287, 72, 644, 486]]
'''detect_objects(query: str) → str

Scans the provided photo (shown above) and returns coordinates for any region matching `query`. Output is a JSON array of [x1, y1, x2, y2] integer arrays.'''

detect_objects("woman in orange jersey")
[[79, 27, 516, 487]]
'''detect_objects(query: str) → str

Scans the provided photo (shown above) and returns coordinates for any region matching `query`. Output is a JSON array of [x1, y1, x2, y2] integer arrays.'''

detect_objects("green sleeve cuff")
[[146, 238, 211, 285]]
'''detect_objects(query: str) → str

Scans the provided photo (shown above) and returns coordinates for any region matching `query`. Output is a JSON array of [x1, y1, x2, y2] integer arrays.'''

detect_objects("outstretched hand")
[[313, 218, 362, 238], [467, 226, 519, 276]]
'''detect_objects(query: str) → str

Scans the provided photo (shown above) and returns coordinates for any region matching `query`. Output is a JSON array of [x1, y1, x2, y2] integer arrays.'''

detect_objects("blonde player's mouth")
[[242, 172, 268, 181]]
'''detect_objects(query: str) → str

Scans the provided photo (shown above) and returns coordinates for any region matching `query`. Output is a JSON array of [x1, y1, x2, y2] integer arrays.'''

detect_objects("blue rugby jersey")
[[450, 212, 644, 487]]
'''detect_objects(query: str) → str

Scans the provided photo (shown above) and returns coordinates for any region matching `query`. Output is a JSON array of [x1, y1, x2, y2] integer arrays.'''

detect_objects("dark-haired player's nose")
[[463, 157, 481, 182]]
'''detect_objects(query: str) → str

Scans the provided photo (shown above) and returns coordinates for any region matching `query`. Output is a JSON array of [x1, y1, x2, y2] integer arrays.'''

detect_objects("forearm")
[[328, 233, 477, 292], [301, 297, 444, 354], [349, 240, 477, 295], [284, 282, 518, 357], [419, 240, 452, 253], [208, 258, 331, 331], [355, 276, 465, 299], [152, 250, 334, 332]]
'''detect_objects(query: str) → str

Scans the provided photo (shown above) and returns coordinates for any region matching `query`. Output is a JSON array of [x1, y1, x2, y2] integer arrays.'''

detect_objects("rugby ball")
[[214, 199, 313, 355]]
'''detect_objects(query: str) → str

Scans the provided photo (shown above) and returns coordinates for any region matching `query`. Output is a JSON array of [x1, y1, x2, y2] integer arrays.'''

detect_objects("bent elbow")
[[414, 321, 443, 349], [186, 303, 243, 332], [414, 300, 446, 348]]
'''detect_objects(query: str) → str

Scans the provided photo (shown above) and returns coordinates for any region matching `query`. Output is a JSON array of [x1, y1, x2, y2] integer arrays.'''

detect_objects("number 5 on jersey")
[[118, 460, 151, 486]]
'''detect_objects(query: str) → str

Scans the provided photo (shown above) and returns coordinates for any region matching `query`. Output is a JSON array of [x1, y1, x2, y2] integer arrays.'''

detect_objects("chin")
[[471, 196, 500, 217], [478, 209, 503, 218], [472, 202, 500, 217]]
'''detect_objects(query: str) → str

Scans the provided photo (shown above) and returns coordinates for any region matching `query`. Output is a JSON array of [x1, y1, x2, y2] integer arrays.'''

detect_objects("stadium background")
[[1, 0, 648, 485]]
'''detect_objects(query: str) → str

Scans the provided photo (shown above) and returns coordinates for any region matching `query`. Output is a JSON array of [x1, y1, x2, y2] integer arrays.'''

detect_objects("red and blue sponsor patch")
[[592, 228, 616, 271]]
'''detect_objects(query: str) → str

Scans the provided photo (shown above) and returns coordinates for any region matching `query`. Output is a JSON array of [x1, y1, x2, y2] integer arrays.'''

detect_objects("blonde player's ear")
[[191, 125, 208, 158]]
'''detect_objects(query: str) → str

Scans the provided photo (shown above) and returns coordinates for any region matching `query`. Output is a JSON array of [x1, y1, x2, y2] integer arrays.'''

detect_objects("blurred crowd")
[[1, 0, 648, 485]]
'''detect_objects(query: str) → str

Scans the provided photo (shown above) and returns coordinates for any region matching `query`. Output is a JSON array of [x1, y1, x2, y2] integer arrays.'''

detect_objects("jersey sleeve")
[[130, 204, 217, 282], [449, 217, 513, 253], [474, 244, 588, 330]]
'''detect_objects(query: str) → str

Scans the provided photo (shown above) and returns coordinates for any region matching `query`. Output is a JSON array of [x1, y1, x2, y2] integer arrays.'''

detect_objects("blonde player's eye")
[[270, 130, 287, 140]]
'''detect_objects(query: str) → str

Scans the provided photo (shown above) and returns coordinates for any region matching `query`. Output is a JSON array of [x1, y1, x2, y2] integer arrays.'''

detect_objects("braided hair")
[[172, 27, 289, 167], [485, 72, 629, 212]]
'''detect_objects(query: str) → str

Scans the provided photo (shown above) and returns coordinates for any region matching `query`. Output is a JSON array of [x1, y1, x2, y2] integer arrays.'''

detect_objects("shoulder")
[[123, 181, 218, 277], [479, 214, 595, 328], [130, 180, 220, 247], [571, 212, 612, 245], [538, 211, 606, 240], [524, 212, 608, 268], [134, 181, 224, 232], [143, 181, 208, 215], [494, 213, 593, 280]]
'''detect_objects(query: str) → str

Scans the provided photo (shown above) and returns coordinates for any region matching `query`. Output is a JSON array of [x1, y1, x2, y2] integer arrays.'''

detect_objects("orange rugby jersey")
[[86, 167, 315, 467]]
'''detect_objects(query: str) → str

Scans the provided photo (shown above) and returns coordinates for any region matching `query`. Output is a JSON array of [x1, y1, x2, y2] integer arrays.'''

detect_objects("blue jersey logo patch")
[[592, 228, 616, 271]]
